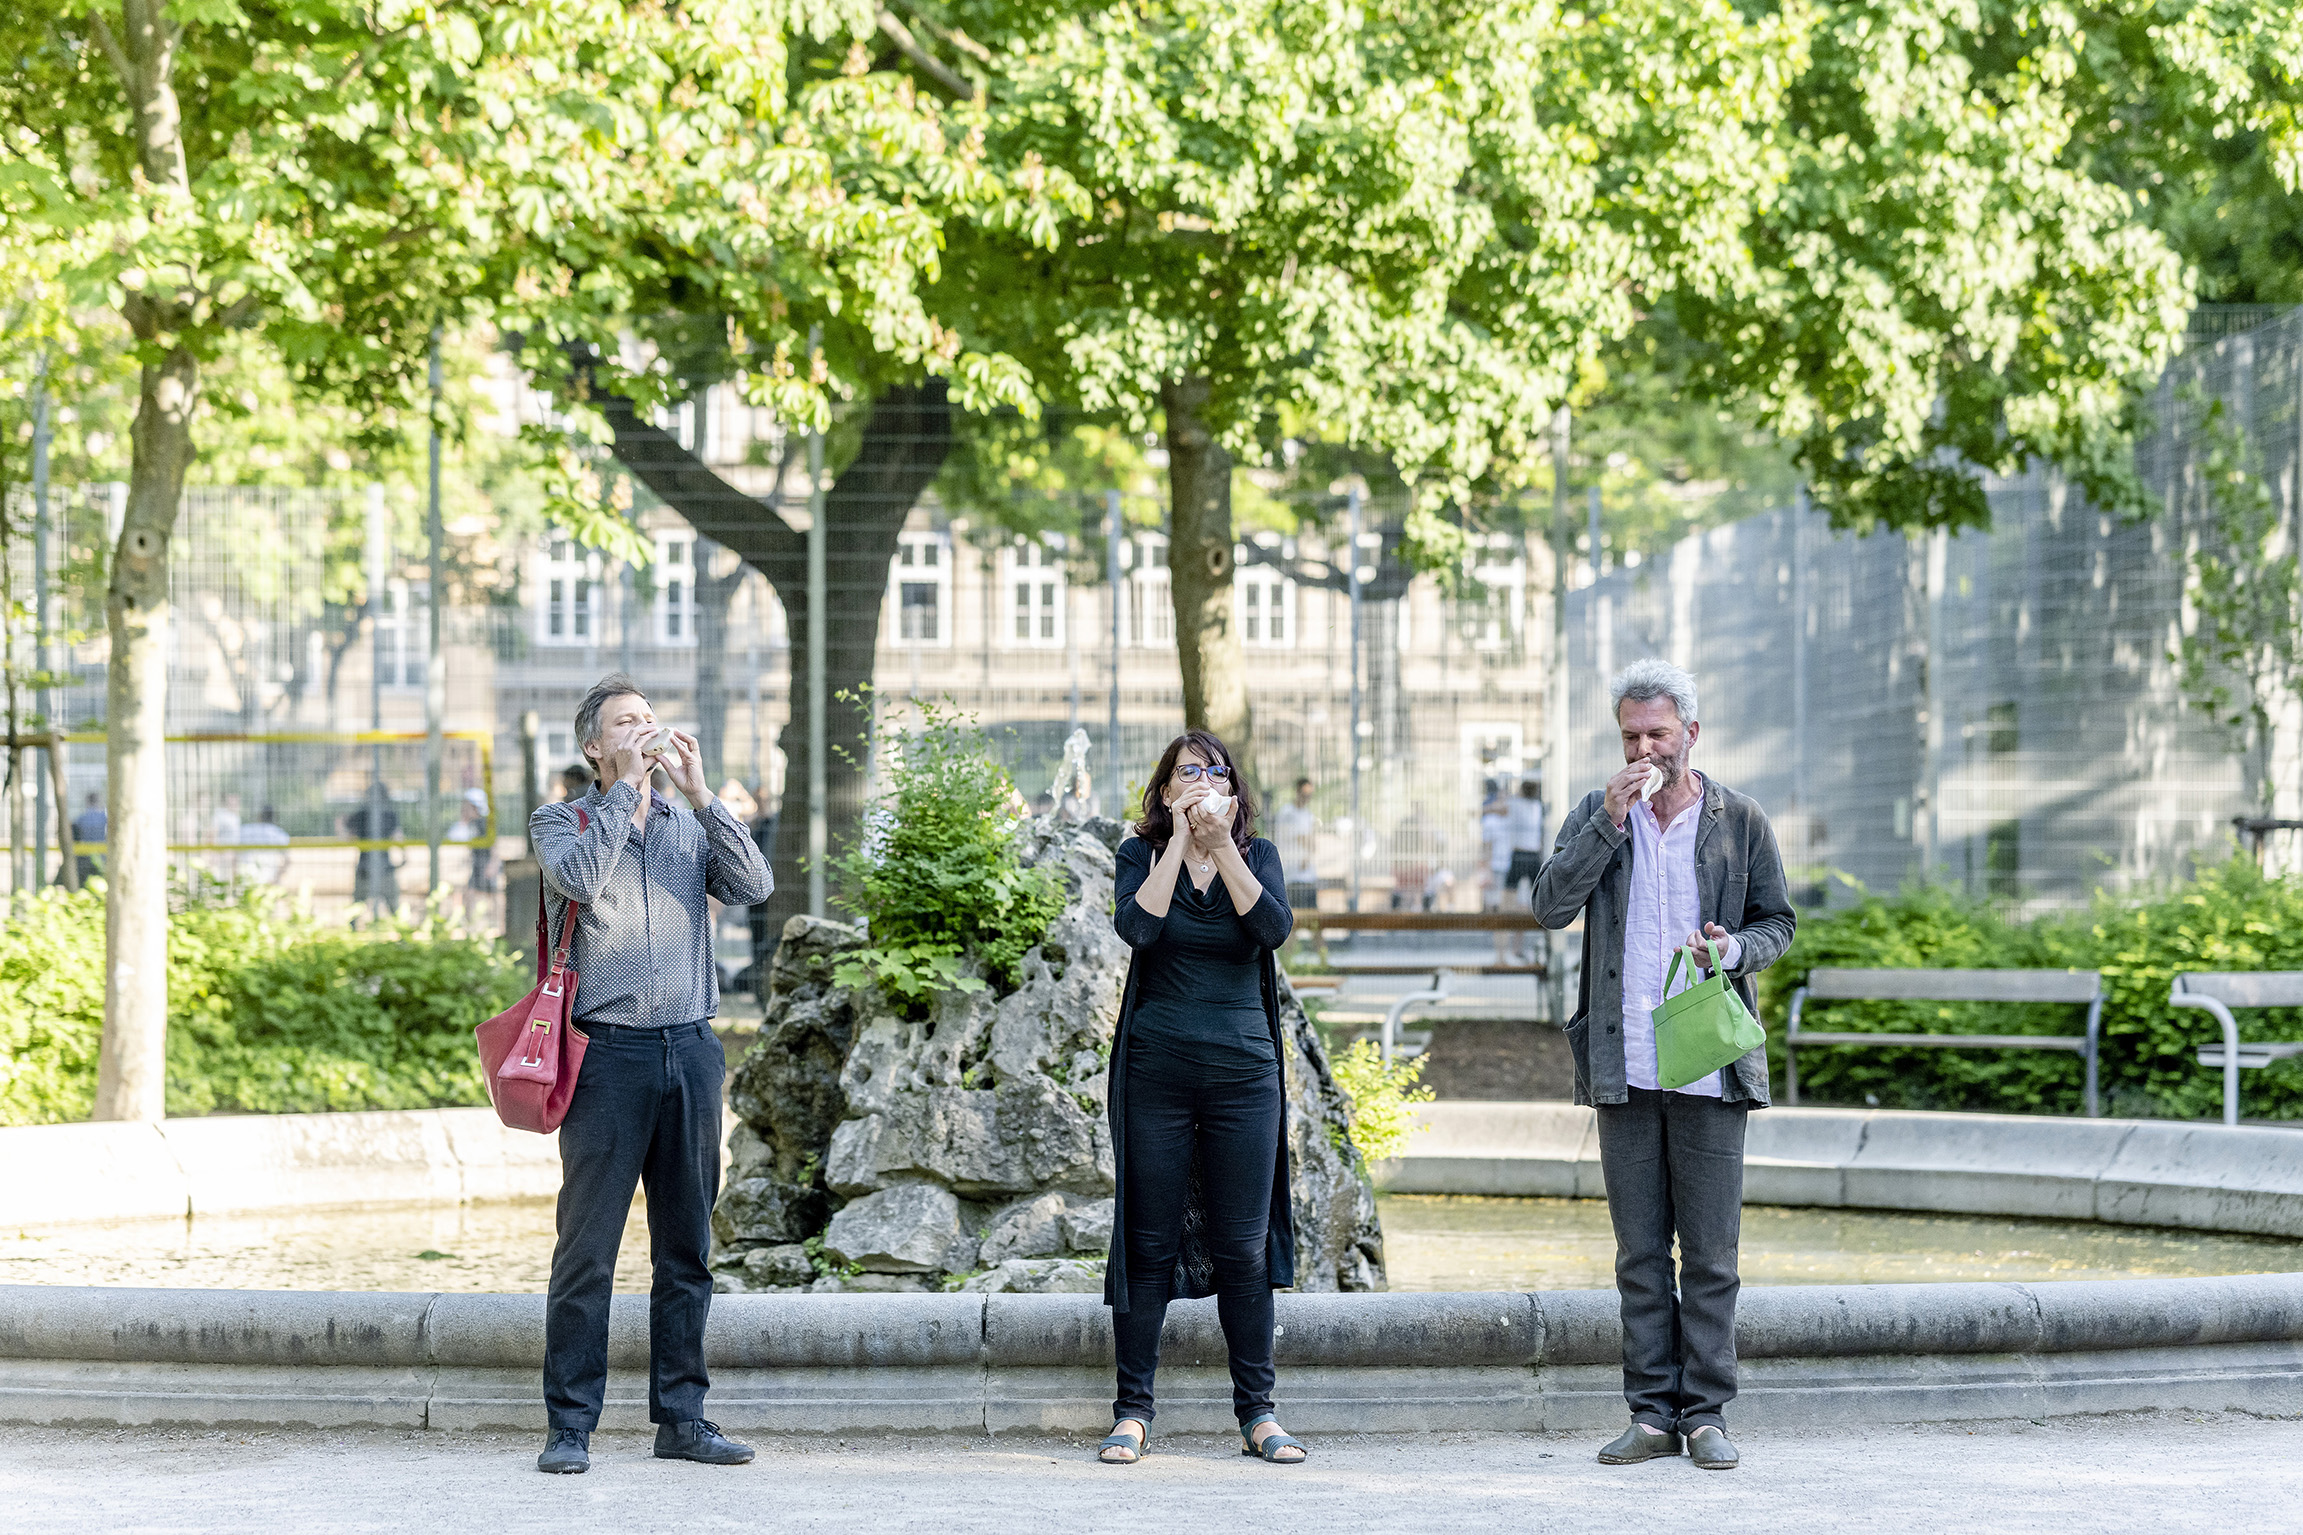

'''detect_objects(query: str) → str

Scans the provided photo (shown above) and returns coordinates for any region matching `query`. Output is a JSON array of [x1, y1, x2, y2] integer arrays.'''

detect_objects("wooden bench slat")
[[2173, 973, 2303, 1009], [1791, 1031, 2089, 1052], [1805, 968, 2101, 1003], [1295, 912, 1546, 931]]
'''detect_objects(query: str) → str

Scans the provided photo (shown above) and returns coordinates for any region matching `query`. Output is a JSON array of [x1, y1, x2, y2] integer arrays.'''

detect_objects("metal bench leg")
[[1784, 988, 1805, 1106], [1382, 971, 1449, 1065], [2083, 997, 2102, 1119]]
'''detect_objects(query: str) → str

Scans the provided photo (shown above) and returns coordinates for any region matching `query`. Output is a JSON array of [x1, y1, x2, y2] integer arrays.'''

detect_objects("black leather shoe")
[[1687, 1425, 1739, 1470], [1597, 1423, 1682, 1464], [537, 1427, 590, 1474], [654, 1419, 755, 1465]]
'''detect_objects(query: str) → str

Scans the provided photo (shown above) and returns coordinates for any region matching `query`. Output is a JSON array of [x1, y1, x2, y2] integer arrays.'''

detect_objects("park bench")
[[1785, 968, 2105, 1118], [2167, 972, 2303, 1127], [1288, 910, 1555, 1059]]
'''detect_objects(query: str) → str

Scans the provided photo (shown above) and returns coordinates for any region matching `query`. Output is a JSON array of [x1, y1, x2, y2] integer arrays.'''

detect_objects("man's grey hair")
[[1609, 658, 1699, 726], [576, 672, 648, 750]]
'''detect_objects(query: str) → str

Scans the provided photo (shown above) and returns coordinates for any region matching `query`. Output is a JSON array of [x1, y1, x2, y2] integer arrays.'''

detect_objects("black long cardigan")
[[1104, 832, 1297, 1312]]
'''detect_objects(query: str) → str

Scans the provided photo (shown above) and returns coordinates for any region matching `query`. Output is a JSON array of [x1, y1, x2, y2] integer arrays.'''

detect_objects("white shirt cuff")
[[1718, 934, 1742, 973]]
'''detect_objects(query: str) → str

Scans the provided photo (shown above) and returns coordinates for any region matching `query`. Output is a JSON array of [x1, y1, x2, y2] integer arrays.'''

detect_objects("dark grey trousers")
[[1594, 1086, 1750, 1431]]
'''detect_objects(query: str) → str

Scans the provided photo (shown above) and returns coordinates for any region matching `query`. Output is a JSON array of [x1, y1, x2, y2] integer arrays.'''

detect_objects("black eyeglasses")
[[1174, 764, 1232, 782]]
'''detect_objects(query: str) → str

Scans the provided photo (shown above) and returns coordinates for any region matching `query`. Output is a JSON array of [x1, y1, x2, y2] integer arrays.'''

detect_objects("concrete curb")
[[2, 1277, 2297, 1433], [0, 1109, 563, 1227], [1375, 1102, 2303, 1237]]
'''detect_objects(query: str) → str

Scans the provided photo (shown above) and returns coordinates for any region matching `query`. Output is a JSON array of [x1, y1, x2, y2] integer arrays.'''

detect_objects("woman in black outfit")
[[1099, 730, 1307, 1466]]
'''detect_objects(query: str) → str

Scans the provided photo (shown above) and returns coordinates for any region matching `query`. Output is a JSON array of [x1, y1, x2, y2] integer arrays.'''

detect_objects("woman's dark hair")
[[1133, 730, 1257, 854]]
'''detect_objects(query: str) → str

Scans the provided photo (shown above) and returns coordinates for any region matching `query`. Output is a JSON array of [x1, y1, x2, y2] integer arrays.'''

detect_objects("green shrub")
[[1759, 856, 2303, 1120], [0, 882, 526, 1126], [831, 698, 1066, 1007], [1328, 1039, 1436, 1163]]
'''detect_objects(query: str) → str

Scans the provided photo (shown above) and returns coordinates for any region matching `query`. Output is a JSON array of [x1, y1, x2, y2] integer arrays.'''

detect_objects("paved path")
[[5, 1412, 2295, 1534]]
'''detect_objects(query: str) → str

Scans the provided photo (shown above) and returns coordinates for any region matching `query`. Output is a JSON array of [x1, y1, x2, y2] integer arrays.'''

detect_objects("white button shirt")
[[1621, 772, 1741, 1097]]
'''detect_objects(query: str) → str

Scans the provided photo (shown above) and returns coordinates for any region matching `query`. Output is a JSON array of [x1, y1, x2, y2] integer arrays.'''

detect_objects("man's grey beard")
[[1649, 744, 1692, 787]]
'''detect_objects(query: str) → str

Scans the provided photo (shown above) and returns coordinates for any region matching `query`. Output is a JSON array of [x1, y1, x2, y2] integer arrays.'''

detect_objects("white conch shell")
[[1639, 763, 1664, 800], [1200, 792, 1234, 818], [640, 727, 677, 758]]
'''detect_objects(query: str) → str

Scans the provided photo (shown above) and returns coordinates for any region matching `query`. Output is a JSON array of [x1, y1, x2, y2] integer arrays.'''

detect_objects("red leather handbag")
[[474, 807, 591, 1133]]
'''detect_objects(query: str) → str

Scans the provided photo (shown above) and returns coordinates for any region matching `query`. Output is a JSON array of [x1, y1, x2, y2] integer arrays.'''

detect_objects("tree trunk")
[[692, 538, 745, 787], [1160, 376, 1253, 774], [95, 342, 198, 1123], [589, 376, 952, 937]]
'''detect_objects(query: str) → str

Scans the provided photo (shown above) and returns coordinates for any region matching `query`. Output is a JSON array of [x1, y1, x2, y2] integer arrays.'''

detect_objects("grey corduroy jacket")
[[1532, 773, 1796, 1107]]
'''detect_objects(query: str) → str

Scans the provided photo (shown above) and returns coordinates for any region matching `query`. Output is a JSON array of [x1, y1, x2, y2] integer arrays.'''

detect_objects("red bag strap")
[[535, 805, 589, 981]]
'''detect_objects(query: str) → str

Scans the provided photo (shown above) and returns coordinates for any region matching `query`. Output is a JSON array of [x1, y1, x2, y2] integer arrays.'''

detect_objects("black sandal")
[[1240, 1413, 1307, 1463], [1098, 1420, 1149, 1464]]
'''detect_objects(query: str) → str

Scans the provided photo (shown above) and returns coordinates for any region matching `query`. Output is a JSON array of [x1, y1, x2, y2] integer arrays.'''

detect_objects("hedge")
[[0, 884, 526, 1126], [1758, 856, 2303, 1120]]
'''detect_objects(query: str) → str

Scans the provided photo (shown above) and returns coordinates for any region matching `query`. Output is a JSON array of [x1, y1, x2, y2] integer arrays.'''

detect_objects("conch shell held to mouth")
[[640, 727, 677, 758], [1638, 763, 1665, 801], [1199, 792, 1234, 818]]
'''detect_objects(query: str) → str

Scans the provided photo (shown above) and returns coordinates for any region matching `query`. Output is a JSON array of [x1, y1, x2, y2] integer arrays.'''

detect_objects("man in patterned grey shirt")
[[531, 674, 773, 1476]]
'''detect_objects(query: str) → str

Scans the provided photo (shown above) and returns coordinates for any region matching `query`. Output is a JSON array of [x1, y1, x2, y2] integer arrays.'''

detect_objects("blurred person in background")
[[1480, 784, 1513, 961], [210, 793, 242, 883], [345, 779, 401, 916], [550, 762, 593, 805], [238, 806, 291, 886], [447, 788, 500, 926], [1502, 774, 1547, 961], [70, 792, 105, 885], [1273, 778, 1318, 910]]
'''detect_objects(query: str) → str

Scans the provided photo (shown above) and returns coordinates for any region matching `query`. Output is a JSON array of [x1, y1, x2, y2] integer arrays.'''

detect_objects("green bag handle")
[[1661, 935, 1726, 997]]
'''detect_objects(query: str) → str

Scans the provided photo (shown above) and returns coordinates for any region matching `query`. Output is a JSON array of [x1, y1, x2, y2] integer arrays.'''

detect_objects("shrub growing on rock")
[[830, 699, 1066, 1007]]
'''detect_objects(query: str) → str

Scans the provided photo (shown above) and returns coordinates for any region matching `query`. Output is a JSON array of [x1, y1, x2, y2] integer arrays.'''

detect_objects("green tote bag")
[[1651, 936, 1766, 1091]]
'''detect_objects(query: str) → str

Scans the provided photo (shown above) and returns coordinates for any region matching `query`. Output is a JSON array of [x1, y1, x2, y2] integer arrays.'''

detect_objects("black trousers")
[[1112, 1057, 1283, 1428], [544, 1019, 726, 1430], [1594, 1086, 1750, 1432]]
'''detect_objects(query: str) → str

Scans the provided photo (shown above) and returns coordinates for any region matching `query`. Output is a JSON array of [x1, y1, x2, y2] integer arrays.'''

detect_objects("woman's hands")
[[1180, 786, 1235, 851]]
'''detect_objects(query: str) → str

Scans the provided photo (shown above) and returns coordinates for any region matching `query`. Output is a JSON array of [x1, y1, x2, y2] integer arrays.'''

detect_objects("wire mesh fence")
[[1564, 307, 2303, 907]]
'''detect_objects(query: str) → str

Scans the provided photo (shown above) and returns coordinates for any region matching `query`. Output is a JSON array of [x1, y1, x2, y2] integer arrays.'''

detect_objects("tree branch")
[[82, 9, 133, 93], [561, 345, 806, 575], [876, 10, 975, 101]]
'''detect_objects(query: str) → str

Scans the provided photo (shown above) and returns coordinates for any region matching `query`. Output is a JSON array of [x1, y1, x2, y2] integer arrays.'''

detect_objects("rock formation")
[[712, 816, 1385, 1295]]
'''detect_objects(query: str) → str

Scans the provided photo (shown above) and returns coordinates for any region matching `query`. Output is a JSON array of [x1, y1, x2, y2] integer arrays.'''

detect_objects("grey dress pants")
[[1594, 1085, 1750, 1431]]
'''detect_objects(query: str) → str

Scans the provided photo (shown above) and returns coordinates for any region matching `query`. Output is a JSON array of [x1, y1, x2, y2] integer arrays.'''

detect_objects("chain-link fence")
[[1564, 308, 2303, 907]]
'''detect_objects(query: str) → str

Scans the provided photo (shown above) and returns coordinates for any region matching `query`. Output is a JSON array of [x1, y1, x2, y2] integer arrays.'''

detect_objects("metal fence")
[[1564, 307, 2303, 907]]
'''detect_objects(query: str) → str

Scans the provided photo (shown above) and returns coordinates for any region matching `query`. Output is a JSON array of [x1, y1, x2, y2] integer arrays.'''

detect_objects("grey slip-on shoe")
[[1598, 1423, 1683, 1464], [1688, 1425, 1740, 1470]]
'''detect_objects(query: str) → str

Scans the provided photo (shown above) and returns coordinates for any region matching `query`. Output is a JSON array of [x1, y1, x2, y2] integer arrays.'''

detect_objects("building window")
[[900, 582, 940, 641], [890, 533, 952, 646], [1124, 535, 1173, 648], [1453, 535, 1525, 656], [655, 535, 696, 646], [1004, 541, 1065, 647], [1237, 567, 1293, 648], [377, 578, 428, 687], [539, 537, 595, 646]]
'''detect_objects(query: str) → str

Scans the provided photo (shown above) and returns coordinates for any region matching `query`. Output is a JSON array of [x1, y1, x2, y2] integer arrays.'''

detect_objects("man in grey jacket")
[[1533, 659, 1795, 1472], [529, 674, 773, 1476]]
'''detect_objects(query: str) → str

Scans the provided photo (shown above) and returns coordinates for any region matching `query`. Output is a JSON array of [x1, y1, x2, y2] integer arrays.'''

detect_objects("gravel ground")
[[3, 1411, 2295, 1535]]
